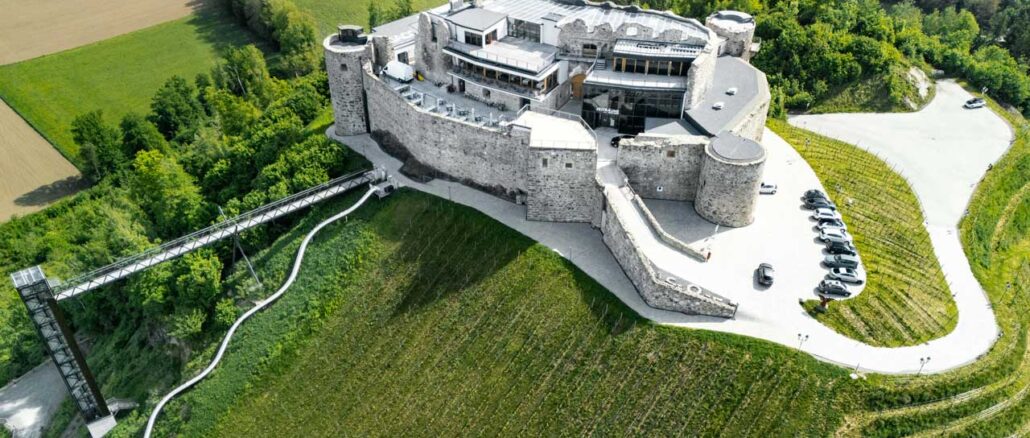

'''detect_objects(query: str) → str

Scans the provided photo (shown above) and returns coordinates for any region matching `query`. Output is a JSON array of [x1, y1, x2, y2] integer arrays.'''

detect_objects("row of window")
[[510, 19, 541, 43], [541, 158, 575, 169], [612, 57, 692, 76], [581, 85, 685, 133]]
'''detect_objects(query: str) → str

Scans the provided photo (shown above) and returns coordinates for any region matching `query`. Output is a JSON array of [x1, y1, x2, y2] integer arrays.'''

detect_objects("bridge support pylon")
[[10, 266, 115, 437]]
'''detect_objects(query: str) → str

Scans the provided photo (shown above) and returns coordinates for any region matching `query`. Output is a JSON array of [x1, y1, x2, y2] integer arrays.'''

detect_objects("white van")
[[382, 61, 415, 83]]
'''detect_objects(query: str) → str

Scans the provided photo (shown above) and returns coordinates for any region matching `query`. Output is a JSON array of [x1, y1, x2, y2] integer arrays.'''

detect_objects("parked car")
[[819, 228, 852, 244], [803, 197, 836, 210], [760, 182, 778, 195], [756, 263, 774, 286], [826, 241, 858, 256], [382, 60, 415, 83], [815, 221, 848, 231], [964, 98, 986, 109], [804, 189, 827, 200], [611, 134, 635, 147], [812, 208, 842, 221], [824, 254, 861, 269], [818, 279, 852, 297], [827, 267, 864, 284]]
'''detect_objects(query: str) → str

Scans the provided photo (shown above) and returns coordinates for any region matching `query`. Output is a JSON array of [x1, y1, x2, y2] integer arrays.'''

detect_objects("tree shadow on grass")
[[14, 175, 89, 207], [183, 0, 273, 57], [380, 193, 531, 316]]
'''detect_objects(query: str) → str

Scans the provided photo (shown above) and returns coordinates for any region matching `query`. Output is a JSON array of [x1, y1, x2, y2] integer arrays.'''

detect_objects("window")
[[465, 32, 484, 47], [542, 158, 549, 168], [340, 63, 348, 71], [397, 52, 409, 64], [510, 19, 541, 42], [486, 30, 498, 45], [565, 162, 573, 169], [666, 150, 676, 158], [582, 43, 598, 58], [431, 22, 438, 42]]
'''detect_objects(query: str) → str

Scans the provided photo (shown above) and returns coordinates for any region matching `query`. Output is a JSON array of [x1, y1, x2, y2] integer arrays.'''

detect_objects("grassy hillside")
[[142, 189, 857, 436], [769, 119, 956, 347], [838, 93, 1030, 437], [0, 6, 261, 163], [294, 0, 445, 35]]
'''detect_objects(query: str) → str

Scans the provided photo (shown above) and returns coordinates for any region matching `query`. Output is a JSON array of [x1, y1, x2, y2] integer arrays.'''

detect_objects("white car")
[[964, 98, 986, 109], [812, 208, 841, 221], [760, 182, 777, 195], [827, 267, 864, 285], [817, 222, 847, 232], [819, 228, 853, 244]]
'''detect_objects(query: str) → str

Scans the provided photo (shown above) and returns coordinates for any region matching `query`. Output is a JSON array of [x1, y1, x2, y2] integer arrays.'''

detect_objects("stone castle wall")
[[526, 147, 599, 222], [617, 135, 707, 201], [695, 145, 765, 227], [601, 185, 736, 318], [684, 48, 716, 110], [324, 35, 372, 136], [363, 64, 531, 199], [416, 13, 452, 84]]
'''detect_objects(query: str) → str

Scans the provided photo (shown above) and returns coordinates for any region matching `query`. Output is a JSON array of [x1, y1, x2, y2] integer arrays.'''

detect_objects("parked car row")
[[804, 189, 865, 298]]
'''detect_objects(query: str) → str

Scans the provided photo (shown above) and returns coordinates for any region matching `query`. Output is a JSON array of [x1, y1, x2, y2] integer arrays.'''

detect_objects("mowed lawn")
[[150, 190, 857, 437], [768, 119, 957, 347], [294, 0, 445, 35], [0, 7, 260, 163]]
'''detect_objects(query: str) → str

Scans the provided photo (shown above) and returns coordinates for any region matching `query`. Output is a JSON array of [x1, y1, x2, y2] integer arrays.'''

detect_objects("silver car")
[[819, 228, 853, 244], [827, 267, 864, 285], [812, 208, 841, 221]]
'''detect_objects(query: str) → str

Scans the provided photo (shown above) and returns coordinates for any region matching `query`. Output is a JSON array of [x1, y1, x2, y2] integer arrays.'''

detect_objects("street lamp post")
[[797, 333, 809, 349], [917, 356, 932, 375]]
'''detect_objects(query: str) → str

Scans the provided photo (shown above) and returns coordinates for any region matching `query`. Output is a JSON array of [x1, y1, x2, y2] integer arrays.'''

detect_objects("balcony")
[[451, 60, 558, 99], [445, 37, 558, 75]]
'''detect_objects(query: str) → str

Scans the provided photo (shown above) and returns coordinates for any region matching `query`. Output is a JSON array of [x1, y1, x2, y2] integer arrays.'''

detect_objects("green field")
[[143, 189, 857, 437], [294, 0, 445, 35], [0, 7, 261, 163], [769, 119, 956, 347]]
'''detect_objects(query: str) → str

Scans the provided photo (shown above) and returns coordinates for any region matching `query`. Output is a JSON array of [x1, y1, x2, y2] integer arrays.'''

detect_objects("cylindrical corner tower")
[[324, 25, 373, 137], [695, 134, 766, 227], [705, 11, 756, 60]]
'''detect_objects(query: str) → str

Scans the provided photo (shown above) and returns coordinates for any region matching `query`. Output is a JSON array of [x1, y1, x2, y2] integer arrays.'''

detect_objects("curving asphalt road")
[[330, 78, 1010, 374]]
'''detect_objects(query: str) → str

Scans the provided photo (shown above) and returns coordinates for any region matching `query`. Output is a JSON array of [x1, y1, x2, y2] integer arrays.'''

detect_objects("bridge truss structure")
[[9, 168, 389, 437]]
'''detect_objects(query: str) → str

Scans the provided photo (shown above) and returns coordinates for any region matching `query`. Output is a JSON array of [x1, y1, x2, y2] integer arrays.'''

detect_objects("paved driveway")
[[789, 80, 1012, 226]]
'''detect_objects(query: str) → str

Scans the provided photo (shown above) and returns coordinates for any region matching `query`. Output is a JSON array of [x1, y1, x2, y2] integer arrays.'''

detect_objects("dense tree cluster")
[[0, 42, 351, 383], [225, 0, 320, 76]]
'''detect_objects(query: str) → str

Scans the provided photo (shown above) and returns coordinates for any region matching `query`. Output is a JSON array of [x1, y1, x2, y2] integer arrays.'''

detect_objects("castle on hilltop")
[[324, 0, 772, 318]]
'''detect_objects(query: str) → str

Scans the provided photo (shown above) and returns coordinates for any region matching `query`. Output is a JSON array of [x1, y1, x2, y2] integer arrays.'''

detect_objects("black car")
[[818, 218, 846, 229], [756, 263, 774, 286], [804, 189, 827, 200], [818, 280, 852, 297], [826, 241, 858, 256], [803, 197, 836, 210], [611, 134, 635, 148]]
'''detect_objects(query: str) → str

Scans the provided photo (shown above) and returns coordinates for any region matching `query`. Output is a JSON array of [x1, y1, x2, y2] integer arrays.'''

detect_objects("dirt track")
[[0, 0, 200, 65], [0, 99, 85, 222]]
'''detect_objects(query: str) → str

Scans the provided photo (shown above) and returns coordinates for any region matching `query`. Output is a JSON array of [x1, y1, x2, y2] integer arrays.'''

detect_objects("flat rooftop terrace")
[[514, 110, 596, 150]]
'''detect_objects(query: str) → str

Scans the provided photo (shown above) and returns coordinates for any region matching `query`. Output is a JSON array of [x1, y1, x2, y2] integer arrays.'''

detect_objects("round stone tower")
[[705, 11, 756, 60], [695, 134, 766, 227], [323, 25, 373, 137]]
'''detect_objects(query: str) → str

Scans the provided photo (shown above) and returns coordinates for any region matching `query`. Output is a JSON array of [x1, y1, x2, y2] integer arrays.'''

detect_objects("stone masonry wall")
[[371, 35, 394, 69], [364, 64, 530, 198], [526, 147, 598, 222], [324, 36, 372, 136], [600, 185, 736, 318], [416, 13, 452, 84], [617, 135, 707, 201], [695, 146, 765, 227], [729, 79, 770, 143], [459, 79, 525, 112], [684, 48, 716, 110]]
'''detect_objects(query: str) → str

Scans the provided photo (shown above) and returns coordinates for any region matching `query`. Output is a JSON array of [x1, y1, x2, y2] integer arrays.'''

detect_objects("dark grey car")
[[823, 254, 860, 269], [756, 263, 774, 286]]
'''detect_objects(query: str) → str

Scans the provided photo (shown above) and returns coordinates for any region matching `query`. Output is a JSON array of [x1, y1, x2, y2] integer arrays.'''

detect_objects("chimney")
[[472, 0, 483, 7], [449, 0, 463, 12]]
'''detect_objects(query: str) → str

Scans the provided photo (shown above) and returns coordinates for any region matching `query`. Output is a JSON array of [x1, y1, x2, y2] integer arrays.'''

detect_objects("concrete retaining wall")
[[630, 194, 710, 262], [601, 185, 736, 318]]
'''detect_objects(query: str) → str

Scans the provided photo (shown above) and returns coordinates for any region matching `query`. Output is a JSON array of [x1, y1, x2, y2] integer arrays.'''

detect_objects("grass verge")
[[768, 119, 956, 347], [0, 6, 261, 163], [294, 0, 445, 35], [143, 189, 858, 437]]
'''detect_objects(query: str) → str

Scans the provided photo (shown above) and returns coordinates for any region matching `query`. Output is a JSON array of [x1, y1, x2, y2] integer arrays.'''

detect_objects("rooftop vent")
[[337, 24, 367, 44], [726, 87, 738, 95], [712, 102, 725, 110]]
